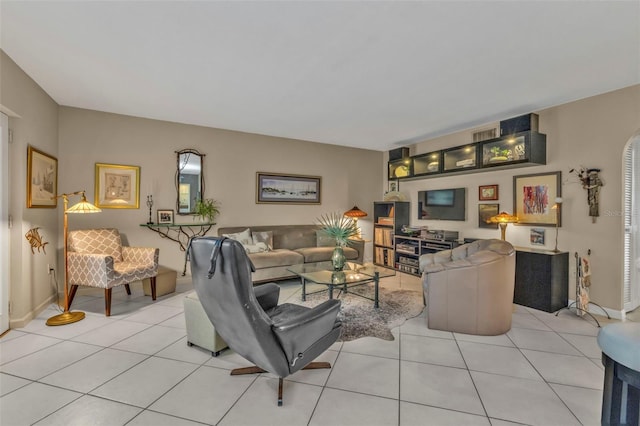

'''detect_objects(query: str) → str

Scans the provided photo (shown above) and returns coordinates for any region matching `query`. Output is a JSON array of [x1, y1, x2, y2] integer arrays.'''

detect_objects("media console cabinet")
[[394, 235, 459, 276]]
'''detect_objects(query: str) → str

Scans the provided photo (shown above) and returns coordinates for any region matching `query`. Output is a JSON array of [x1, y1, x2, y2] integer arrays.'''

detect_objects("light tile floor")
[[0, 273, 625, 426]]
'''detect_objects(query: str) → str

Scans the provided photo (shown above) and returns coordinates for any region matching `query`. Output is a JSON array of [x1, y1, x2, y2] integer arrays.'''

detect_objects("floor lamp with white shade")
[[46, 190, 101, 326]]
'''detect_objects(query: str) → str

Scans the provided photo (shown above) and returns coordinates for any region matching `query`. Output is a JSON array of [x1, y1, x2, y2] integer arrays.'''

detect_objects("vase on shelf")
[[331, 246, 346, 271]]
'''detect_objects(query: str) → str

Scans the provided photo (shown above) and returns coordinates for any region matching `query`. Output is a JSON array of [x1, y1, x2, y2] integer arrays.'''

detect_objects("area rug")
[[293, 285, 424, 341]]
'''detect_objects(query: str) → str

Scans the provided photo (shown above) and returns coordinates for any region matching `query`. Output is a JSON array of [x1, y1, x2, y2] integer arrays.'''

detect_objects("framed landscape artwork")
[[95, 163, 140, 209], [256, 172, 321, 204], [27, 146, 57, 208], [513, 171, 561, 226]]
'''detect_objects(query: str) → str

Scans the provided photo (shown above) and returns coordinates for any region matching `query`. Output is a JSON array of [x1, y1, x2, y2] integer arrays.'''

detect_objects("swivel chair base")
[[230, 362, 332, 406]]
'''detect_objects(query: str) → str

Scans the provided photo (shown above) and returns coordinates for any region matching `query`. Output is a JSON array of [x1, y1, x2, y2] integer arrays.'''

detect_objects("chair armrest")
[[67, 252, 114, 287], [272, 299, 341, 366], [122, 247, 159, 266], [254, 283, 280, 311]]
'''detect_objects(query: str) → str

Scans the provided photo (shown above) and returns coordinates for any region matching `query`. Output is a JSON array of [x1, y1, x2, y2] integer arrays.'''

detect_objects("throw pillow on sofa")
[[222, 228, 252, 246], [252, 231, 273, 251]]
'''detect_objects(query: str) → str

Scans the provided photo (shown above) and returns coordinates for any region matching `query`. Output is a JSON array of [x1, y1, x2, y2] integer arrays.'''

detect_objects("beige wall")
[[57, 107, 383, 276], [393, 84, 640, 314], [1, 51, 60, 325]]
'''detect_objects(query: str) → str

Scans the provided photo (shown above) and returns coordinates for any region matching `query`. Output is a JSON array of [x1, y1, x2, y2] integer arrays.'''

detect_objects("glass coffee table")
[[287, 261, 396, 308]]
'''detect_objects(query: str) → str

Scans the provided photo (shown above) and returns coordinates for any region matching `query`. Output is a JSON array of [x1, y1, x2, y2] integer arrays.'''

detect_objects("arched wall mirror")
[[175, 149, 205, 215]]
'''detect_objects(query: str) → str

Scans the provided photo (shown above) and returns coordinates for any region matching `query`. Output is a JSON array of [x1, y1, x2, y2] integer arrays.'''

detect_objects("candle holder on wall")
[[146, 195, 154, 224]]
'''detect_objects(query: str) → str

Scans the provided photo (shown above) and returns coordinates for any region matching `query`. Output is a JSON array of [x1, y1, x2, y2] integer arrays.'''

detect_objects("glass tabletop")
[[287, 261, 395, 285]]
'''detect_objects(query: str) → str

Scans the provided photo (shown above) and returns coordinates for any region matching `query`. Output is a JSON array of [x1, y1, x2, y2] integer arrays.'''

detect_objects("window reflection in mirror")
[[175, 149, 204, 215]]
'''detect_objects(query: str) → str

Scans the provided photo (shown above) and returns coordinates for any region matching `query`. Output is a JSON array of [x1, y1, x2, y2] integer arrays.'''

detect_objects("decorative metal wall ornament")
[[25, 227, 49, 254], [570, 167, 604, 223]]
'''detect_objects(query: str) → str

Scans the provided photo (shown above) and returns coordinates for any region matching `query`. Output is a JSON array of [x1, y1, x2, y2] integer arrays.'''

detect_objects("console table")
[[140, 223, 215, 275], [514, 247, 568, 312]]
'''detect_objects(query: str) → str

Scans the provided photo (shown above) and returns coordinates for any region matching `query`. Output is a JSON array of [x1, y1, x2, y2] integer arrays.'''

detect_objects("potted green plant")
[[194, 198, 220, 223], [316, 212, 359, 271], [490, 146, 511, 162]]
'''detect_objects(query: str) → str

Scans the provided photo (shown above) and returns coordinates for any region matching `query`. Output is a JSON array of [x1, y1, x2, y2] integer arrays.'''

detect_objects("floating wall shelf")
[[389, 130, 546, 180]]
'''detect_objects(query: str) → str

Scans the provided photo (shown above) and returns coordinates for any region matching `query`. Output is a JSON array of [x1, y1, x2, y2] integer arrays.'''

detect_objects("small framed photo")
[[27, 146, 58, 208], [478, 203, 499, 229], [95, 163, 140, 209], [479, 184, 498, 201], [388, 181, 398, 192], [157, 209, 174, 224], [530, 228, 545, 245]]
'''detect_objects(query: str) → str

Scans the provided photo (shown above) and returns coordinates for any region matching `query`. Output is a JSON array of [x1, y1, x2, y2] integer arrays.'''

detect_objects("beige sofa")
[[217, 225, 365, 283], [419, 239, 515, 335]]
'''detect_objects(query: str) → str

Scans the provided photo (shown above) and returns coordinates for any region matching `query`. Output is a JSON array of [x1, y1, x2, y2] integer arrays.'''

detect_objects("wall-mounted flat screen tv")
[[426, 189, 455, 206], [418, 188, 466, 221]]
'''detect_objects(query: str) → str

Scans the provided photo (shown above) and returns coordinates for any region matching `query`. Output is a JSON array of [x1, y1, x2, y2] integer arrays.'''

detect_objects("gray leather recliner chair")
[[188, 236, 342, 406]]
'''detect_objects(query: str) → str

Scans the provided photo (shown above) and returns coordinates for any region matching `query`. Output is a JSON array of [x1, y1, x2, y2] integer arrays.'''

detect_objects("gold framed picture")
[[95, 163, 140, 209], [27, 146, 58, 208]]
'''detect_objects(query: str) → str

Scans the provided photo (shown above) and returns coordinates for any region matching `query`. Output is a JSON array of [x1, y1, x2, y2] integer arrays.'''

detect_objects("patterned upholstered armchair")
[[66, 228, 159, 316]]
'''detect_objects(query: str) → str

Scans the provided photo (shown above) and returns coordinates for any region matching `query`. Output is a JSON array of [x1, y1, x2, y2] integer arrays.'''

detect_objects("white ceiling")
[[2, 1, 639, 151]]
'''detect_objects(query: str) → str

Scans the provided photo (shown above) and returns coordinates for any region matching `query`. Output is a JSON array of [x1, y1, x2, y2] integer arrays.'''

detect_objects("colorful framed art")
[[513, 171, 561, 226]]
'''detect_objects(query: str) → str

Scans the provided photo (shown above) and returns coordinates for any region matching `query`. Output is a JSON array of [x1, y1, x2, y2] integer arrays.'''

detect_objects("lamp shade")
[[343, 206, 368, 218], [487, 211, 519, 224], [65, 194, 101, 214]]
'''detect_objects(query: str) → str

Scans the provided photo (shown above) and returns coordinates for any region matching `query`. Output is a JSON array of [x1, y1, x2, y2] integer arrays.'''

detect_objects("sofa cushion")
[[316, 230, 336, 247], [252, 231, 273, 251], [243, 242, 270, 254], [278, 228, 317, 250], [294, 247, 359, 263], [249, 249, 304, 269]]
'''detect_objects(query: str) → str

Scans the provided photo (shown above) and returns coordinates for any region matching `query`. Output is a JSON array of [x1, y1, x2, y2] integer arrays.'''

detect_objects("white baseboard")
[[9, 293, 58, 329]]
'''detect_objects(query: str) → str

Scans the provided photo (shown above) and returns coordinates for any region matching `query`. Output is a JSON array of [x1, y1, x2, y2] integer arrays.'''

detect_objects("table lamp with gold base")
[[487, 211, 519, 241], [46, 191, 101, 326]]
